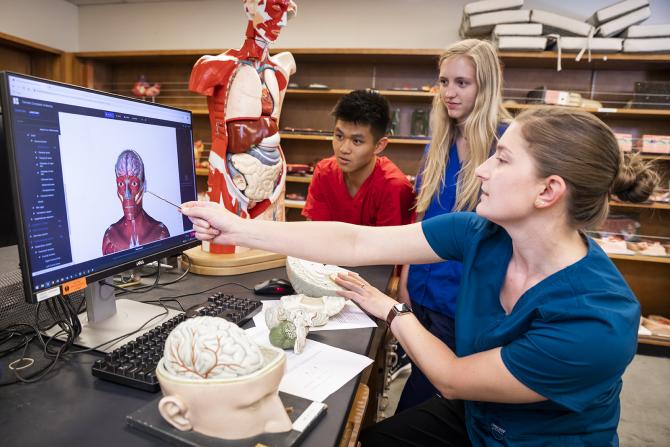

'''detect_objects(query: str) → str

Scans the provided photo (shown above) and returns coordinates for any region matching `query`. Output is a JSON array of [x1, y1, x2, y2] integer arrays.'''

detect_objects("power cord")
[[106, 253, 193, 296], [0, 293, 83, 385]]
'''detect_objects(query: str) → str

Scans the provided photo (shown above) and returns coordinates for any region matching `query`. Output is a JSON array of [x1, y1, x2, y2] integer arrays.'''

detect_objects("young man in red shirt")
[[302, 90, 414, 226]]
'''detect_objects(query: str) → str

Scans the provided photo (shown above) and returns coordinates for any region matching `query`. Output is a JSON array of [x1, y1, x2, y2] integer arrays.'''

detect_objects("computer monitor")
[[0, 72, 200, 350]]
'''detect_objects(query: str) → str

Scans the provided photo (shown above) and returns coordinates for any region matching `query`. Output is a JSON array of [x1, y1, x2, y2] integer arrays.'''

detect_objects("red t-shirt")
[[302, 156, 415, 226]]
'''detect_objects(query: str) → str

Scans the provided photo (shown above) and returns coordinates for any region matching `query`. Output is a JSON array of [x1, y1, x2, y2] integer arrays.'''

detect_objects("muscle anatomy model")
[[189, 0, 297, 254], [102, 150, 170, 255]]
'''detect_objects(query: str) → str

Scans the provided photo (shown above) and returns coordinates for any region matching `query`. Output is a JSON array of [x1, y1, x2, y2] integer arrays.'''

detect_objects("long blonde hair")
[[416, 39, 511, 214]]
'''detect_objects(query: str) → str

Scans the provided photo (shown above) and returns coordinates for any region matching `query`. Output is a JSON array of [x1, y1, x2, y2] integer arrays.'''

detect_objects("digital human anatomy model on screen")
[[102, 149, 170, 255]]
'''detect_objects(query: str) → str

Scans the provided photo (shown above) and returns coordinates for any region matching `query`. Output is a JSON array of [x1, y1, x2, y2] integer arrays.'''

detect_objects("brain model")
[[163, 316, 264, 380], [286, 256, 352, 297], [265, 295, 347, 354]]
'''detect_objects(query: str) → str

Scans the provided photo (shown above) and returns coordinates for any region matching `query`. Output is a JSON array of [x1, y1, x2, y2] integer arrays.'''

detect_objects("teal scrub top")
[[421, 212, 639, 446]]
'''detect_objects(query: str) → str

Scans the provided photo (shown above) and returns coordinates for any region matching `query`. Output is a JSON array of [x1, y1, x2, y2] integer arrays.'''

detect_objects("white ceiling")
[[65, 0, 203, 5]]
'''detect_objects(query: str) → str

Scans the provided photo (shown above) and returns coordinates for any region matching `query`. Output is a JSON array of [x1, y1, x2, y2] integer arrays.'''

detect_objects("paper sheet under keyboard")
[[253, 300, 377, 331], [246, 327, 373, 402]]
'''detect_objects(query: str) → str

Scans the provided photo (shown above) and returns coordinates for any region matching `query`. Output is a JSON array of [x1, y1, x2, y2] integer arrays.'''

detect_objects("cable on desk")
[[157, 252, 191, 286], [137, 277, 253, 311], [0, 291, 170, 383], [67, 303, 170, 355], [66, 254, 191, 351], [103, 263, 162, 294], [0, 293, 82, 385], [105, 253, 193, 296], [0, 325, 35, 357]]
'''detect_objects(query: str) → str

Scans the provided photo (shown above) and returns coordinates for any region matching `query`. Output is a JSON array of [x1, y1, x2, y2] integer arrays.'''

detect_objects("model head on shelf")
[[102, 149, 170, 255], [417, 38, 512, 215], [157, 316, 292, 440], [330, 89, 391, 177], [476, 107, 659, 230], [243, 0, 297, 43]]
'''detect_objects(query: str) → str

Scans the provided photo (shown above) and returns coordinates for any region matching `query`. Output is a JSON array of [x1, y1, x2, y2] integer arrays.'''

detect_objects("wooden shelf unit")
[[285, 200, 306, 209], [610, 201, 670, 211], [286, 175, 312, 184], [0, 31, 68, 82], [637, 334, 670, 348]]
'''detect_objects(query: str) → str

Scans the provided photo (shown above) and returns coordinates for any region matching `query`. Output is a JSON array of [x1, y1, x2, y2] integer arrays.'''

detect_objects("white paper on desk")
[[253, 300, 377, 332], [246, 326, 373, 402]]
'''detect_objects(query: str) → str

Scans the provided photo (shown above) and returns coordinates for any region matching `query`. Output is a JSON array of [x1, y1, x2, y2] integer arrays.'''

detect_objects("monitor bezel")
[[0, 71, 201, 304]]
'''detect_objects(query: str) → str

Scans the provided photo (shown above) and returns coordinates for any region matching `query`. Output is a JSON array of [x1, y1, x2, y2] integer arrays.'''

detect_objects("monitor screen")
[[1, 72, 199, 304]]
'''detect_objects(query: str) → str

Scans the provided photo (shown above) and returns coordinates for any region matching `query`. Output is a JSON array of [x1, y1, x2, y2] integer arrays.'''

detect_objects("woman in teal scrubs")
[[181, 107, 658, 446]]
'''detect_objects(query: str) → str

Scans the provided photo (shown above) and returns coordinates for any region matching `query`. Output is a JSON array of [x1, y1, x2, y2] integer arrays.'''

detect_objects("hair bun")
[[611, 154, 659, 203]]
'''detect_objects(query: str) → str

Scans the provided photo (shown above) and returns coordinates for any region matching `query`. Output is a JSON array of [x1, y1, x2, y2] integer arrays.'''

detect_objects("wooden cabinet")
[[0, 31, 68, 82], [69, 48, 670, 347]]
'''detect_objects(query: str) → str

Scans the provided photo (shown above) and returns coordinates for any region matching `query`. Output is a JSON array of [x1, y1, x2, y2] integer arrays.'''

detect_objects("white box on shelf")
[[463, 0, 524, 16], [641, 134, 670, 154], [556, 36, 623, 52], [461, 9, 531, 36], [493, 23, 542, 36], [495, 35, 547, 51], [624, 24, 670, 38], [588, 0, 649, 25], [614, 133, 633, 152], [531, 9, 594, 36], [597, 6, 651, 37], [624, 37, 670, 52]]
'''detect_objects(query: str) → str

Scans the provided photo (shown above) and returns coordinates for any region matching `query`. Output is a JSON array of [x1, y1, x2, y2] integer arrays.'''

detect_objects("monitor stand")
[[45, 280, 181, 353]]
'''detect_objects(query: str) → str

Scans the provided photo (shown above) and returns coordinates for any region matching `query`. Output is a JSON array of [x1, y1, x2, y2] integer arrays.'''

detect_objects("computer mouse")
[[253, 278, 295, 296]]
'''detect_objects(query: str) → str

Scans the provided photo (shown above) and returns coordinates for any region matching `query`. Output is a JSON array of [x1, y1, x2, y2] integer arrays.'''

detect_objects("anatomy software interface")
[[5, 74, 197, 296]]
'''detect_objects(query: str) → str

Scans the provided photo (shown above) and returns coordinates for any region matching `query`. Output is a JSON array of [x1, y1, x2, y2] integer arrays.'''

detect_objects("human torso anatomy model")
[[189, 0, 297, 254]]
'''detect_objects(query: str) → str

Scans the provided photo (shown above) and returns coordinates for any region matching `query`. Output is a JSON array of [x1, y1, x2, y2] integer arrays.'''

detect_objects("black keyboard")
[[91, 293, 262, 392]]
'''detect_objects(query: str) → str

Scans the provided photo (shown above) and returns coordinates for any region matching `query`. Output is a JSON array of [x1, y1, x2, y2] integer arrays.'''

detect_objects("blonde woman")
[[394, 39, 511, 411], [181, 107, 658, 445]]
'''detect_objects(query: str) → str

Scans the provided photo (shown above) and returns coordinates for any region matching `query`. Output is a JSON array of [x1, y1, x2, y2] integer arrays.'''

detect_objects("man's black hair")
[[331, 89, 390, 141]]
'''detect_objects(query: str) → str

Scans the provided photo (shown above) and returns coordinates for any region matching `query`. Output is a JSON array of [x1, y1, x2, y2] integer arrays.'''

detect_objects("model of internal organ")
[[102, 150, 170, 255], [193, 140, 208, 168], [265, 295, 346, 353], [188, 0, 297, 254], [132, 76, 161, 101], [157, 316, 292, 439], [286, 256, 351, 297], [266, 256, 351, 353]]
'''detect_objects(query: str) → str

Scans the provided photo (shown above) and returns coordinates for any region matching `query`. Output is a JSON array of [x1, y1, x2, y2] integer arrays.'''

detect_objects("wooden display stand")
[[184, 246, 286, 276]]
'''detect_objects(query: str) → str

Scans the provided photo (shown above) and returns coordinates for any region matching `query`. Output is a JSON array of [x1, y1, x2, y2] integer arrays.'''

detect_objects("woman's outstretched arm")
[[180, 201, 442, 266]]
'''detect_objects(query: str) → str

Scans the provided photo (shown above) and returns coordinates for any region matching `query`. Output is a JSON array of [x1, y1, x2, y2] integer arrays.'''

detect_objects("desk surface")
[[0, 246, 392, 447]]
